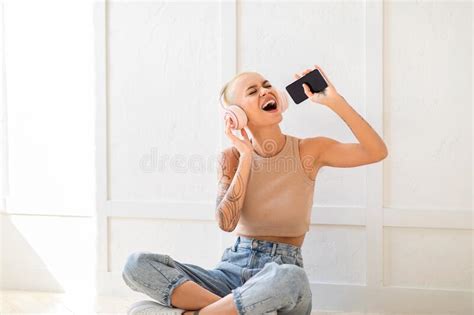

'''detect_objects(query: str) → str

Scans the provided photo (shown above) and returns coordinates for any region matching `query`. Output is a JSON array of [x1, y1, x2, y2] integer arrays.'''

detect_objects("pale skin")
[[172, 65, 388, 314]]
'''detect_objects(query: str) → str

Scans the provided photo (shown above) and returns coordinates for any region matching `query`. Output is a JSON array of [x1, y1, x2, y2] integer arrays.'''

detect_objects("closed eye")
[[249, 84, 272, 95]]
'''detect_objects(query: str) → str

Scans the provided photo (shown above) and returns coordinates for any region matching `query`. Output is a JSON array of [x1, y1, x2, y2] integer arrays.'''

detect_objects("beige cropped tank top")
[[233, 134, 316, 237]]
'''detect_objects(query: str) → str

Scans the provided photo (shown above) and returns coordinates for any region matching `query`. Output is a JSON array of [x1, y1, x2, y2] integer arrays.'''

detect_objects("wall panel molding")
[[364, 0, 384, 298], [104, 200, 367, 225], [384, 208, 472, 230], [94, 1, 472, 313]]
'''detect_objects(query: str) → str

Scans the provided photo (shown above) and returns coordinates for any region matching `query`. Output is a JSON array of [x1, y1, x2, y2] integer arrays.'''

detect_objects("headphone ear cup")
[[276, 88, 289, 113], [222, 105, 248, 130]]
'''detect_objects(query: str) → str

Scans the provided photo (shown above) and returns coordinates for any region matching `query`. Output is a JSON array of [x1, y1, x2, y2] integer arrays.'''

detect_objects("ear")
[[225, 105, 248, 130]]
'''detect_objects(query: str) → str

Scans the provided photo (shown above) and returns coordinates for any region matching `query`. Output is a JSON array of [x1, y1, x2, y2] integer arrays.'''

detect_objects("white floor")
[[0, 290, 437, 315]]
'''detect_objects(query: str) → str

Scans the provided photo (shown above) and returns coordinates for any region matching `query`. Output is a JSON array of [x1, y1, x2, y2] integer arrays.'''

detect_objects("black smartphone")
[[285, 68, 328, 104]]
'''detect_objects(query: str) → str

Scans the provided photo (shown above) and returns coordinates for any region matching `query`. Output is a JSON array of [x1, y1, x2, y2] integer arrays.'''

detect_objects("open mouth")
[[261, 100, 278, 112]]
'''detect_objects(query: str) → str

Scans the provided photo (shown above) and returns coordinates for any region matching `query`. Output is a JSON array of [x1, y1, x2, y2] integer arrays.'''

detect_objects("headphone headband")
[[218, 93, 226, 109]]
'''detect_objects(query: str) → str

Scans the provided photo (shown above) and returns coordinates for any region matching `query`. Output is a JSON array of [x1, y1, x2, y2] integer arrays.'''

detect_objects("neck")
[[249, 125, 286, 157]]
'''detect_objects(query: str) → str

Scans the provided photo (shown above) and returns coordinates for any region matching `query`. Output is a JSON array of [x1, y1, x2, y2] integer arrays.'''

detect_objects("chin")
[[264, 115, 283, 126], [275, 112, 284, 123]]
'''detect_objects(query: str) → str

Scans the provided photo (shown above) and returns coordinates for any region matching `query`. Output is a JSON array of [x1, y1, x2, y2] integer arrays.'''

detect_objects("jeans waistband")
[[232, 235, 302, 257]]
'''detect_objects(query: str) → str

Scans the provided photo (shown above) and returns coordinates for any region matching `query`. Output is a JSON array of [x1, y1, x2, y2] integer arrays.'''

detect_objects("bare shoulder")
[[299, 135, 384, 168], [297, 136, 329, 168], [217, 146, 240, 181], [219, 146, 240, 164]]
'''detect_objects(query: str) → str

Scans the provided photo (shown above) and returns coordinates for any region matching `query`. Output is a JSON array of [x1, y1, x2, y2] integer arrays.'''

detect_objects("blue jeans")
[[122, 235, 312, 315]]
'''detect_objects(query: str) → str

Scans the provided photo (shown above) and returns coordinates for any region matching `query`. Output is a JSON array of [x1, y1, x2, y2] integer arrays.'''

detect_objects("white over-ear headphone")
[[219, 88, 289, 130]]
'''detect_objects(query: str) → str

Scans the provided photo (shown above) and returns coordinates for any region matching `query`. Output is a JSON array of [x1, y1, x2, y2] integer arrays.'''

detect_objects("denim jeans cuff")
[[231, 287, 246, 315], [165, 274, 190, 307]]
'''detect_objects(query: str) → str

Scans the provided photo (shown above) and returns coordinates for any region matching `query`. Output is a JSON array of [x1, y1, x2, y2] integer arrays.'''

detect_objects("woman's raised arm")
[[215, 118, 254, 232], [215, 147, 252, 232]]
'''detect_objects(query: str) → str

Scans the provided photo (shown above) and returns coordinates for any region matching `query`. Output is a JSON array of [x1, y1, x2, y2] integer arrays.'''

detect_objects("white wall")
[[382, 0, 472, 295], [96, 0, 472, 313], [0, 0, 96, 293], [0, 0, 471, 314]]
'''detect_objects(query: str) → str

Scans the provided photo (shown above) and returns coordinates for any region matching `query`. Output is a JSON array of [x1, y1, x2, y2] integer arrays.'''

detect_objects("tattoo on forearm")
[[215, 151, 245, 230], [216, 152, 231, 208], [217, 172, 243, 229], [215, 181, 229, 208]]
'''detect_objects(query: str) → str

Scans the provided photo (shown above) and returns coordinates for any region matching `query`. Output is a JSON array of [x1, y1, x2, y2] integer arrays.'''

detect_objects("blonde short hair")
[[219, 71, 258, 107]]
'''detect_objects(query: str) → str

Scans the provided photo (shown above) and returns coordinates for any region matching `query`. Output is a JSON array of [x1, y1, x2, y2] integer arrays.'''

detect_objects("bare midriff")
[[236, 233, 306, 248]]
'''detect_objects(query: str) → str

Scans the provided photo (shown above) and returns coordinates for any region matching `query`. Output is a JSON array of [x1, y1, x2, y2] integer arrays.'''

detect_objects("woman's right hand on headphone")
[[225, 117, 253, 158]]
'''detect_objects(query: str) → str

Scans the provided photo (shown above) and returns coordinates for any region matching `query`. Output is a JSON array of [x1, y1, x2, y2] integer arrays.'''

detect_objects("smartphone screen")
[[285, 69, 328, 104]]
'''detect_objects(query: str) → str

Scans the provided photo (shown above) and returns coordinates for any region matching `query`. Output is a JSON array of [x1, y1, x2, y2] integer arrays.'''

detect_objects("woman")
[[122, 65, 388, 315]]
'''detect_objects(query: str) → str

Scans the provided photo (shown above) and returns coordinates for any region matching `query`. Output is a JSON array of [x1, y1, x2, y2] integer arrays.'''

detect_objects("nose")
[[260, 87, 270, 96]]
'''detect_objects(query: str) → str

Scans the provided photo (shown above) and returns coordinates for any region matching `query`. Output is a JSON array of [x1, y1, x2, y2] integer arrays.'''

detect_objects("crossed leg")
[[122, 251, 239, 313], [122, 251, 312, 315], [179, 261, 312, 315], [172, 281, 238, 315]]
